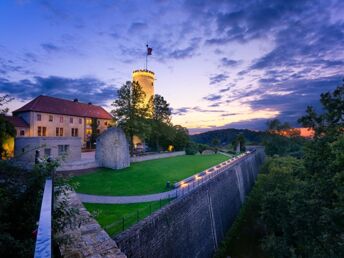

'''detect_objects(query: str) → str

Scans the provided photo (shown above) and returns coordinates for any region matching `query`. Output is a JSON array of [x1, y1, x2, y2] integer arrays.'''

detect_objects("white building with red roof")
[[9, 95, 113, 147]]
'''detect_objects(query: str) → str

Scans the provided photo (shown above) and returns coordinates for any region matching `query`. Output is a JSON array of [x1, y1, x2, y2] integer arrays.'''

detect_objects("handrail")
[[34, 179, 53, 258]]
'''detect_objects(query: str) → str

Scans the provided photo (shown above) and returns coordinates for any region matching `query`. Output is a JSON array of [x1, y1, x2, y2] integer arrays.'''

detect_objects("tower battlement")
[[132, 69, 155, 79]]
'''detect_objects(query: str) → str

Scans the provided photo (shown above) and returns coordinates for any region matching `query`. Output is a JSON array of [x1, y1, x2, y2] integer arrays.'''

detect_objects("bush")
[[185, 142, 198, 155], [0, 160, 52, 257]]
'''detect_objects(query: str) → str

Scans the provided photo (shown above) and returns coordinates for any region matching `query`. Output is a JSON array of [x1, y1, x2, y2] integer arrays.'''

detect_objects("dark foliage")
[[217, 82, 344, 257], [0, 161, 51, 257], [190, 128, 265, 146]]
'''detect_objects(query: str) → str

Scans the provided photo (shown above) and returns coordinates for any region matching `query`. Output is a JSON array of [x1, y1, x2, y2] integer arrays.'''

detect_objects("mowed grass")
[[71, 154, 228, 196], [84, 200, 170, 236]]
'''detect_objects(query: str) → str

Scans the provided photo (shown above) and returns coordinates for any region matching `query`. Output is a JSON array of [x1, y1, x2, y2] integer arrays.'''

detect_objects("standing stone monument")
[[95, 127, 130, 169], [236, 142, 241, 153]]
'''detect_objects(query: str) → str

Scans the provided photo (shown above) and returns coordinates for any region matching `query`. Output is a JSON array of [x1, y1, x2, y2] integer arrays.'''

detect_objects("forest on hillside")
[[215, 82, 344, 258]]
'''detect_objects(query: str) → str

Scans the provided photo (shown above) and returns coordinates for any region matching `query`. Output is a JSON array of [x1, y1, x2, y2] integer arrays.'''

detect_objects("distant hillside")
[[190, 128, 266, 146]]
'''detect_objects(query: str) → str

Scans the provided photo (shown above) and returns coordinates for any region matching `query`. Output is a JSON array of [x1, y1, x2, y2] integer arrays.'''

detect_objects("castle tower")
[[132, 69, 155, 107], [132, 69, 155, 149]]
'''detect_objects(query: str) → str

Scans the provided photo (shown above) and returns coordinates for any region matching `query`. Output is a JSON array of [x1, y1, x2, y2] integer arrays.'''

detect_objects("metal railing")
[[34, 179, 53, 258]]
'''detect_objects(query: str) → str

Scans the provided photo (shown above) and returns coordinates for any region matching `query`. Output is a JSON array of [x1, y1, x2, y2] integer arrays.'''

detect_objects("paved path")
[[78, 190, 179, 204], [219, 151, 233, 157]]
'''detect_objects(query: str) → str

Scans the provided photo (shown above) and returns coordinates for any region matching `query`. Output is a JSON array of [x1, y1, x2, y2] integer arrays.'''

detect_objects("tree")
[[0, 95, 15, 158], [90, 118, 99, 149], [112, 81, 151, 155], [261, 82, 344, 256], [149, 94, 172, 151], [172, 125, 189, 151], [299, 80, 344, 139], [266, 118, 290, 132], [231, 133, 245, 152], [211, 137, 220, 146]]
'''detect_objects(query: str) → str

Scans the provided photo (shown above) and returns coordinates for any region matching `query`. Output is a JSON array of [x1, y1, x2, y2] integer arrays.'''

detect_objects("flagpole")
[[146, 44, 148, 70]]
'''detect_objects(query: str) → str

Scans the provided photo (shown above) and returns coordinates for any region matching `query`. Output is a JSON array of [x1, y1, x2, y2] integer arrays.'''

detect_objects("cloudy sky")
[[0, 0, 343, 133]]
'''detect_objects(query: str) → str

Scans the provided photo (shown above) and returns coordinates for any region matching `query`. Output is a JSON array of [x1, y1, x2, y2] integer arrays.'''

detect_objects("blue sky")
[[0, 0, 343, 133]]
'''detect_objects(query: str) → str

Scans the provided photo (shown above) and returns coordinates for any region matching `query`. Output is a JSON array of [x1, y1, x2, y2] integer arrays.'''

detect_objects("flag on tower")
[[147, 45, 152, 55]]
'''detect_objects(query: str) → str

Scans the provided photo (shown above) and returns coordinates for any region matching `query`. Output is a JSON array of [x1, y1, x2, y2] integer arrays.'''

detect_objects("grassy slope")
[[84, 200, 170, 236], [72, 154, 228, 196]]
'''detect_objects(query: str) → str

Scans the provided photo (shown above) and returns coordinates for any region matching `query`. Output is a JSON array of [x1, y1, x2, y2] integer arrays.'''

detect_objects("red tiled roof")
[[3, 116, 29, 128], [13, 95, 113, 120]]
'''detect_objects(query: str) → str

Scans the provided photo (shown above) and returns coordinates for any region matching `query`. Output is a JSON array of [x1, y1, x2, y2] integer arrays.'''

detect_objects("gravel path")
[[78, 190, 179, 204]]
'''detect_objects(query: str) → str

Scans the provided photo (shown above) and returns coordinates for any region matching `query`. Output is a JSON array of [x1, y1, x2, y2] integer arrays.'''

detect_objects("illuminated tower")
[[132, 69, 155, 148], [132, 69, 155, 107]]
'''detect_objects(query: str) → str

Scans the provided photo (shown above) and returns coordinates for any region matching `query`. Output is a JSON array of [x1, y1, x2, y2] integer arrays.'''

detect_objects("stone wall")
[[14, 137, 81, 168], [114, 148, 265, 258], [130, 151, 185, 163], [57, 191, 126, 258]]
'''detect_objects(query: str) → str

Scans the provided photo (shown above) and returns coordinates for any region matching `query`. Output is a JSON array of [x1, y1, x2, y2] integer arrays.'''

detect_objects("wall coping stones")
[[56, 191, 126, 258]]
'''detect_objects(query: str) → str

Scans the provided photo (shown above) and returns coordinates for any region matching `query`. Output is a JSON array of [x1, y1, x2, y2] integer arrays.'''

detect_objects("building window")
[[104, 121, 108, 126], [38, 126, 46, 136], [97, 120, 100, 125], [79, 118, 82, 124], [86, 128, 92, 137], [86, 118, 92, 125], [71, 128, 78, 137], [97, 129, 100, 134], [58, 145, 69, 155], [70, 117, 73, 124], [49, 115, 53, 122], [56, 127, 63, 136], [20, 130, 25, 136], [44, 148, 51, 157], [37, 114, 42, 121], [60, 116, 63, 123]]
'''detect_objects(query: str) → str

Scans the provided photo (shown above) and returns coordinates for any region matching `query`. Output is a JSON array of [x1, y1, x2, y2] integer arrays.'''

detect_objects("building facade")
[[11, 95, 113, 147]]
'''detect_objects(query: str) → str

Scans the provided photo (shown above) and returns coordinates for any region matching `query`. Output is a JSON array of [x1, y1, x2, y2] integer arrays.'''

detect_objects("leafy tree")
[[231, 133, 246, 152], [217, 82, 344, 257], [90, 118, 99, 149], [0, 159, 57, 257], [185, 141, 198, 155], [299, 80, 344, 139], [197, 143, 208, 154], [112, 81, 151, 155], [261, 82, 344, 256], [0, 95, 16, 158], [172, 125, 189, 151], [266, 118, 290, 132], [149, 94, 172, 151], [211, 137, 220, 146]]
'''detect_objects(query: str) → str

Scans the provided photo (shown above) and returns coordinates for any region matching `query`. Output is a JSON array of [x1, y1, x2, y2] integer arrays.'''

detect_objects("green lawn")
[[71, 154, 228, 196], [84, 200, 170, 236]]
